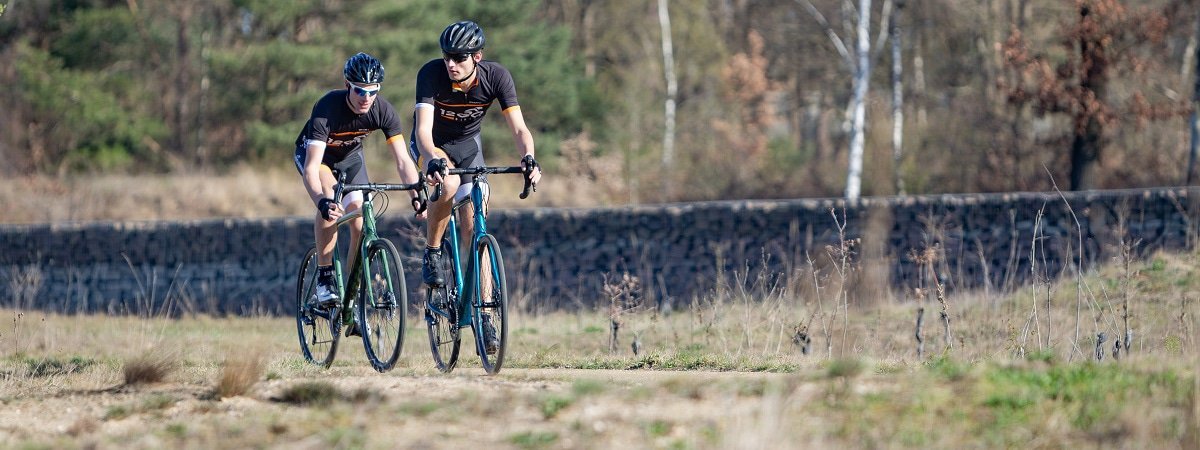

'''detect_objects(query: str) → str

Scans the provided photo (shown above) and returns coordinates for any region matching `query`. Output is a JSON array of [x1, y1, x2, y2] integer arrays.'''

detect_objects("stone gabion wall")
[[1, 188, 1196, 315]]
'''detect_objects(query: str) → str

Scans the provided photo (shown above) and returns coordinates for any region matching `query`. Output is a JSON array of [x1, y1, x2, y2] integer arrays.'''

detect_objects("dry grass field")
[[1, 171, 1198, 448], [1, 247, 1197, 449], [0, 162, 603, 225]]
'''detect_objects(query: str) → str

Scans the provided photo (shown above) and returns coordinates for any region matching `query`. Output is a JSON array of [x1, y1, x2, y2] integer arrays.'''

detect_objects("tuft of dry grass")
[[274, 381, 342, 406], [122, 352, 177, 386], [214, 349, 267, 398], [66, 416, 100, 437]]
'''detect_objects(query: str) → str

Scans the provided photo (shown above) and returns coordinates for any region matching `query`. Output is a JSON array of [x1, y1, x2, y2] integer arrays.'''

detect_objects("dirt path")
[[0, 367, 818, 449]]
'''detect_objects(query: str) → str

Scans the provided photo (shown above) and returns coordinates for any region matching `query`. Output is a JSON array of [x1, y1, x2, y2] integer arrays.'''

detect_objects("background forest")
[[2, 0, 1199, 206]]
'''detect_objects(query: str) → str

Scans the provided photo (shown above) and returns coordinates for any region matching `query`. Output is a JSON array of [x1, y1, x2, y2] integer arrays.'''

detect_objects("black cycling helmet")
[[440, 21, 485, 54], [343, 52, 385, 84]]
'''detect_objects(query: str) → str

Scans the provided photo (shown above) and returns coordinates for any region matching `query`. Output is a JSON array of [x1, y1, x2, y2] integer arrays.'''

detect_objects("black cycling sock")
[[318, 265, 335, 284], [426, 246, 441, 254]]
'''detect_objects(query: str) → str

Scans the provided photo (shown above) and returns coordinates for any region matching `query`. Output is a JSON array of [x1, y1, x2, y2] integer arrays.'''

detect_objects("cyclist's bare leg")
[[458, 203, 473, 248], [459, 188, 493, 299], [426, 173, 461, 245], [344, 200, 364, 268], [314, 167, 340, 266]]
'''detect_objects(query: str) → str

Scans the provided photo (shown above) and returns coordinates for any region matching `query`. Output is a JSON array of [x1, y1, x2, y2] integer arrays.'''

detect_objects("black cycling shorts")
[[293, 146, 369, 186], [410, 134, 486, 183]]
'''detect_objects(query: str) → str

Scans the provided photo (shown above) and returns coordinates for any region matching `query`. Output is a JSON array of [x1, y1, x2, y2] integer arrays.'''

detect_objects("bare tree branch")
[[796, 0, 854, 72], [871, 0, 894, 61]]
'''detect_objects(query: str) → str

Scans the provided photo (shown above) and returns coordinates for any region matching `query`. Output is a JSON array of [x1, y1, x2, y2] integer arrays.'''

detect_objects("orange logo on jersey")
[[328, 130, 371, 147]]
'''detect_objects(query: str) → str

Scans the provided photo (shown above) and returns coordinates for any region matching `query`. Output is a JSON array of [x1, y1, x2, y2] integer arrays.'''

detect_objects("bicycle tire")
[[426, 237, 461, 373], [295, 247, 340, 368], [357, 238, 407, 373], [473, 234, 508, 375]]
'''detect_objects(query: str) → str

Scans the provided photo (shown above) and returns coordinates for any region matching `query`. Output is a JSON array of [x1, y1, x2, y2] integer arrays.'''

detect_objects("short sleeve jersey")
[[294, 90, 404, 162], [415, 59, 519, 146]]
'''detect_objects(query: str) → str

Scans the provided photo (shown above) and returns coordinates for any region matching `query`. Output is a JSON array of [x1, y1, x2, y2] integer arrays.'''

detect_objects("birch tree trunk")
[[891, 0, 905, 196], [658, 0, 677, 168], [914, 34, 926, 126], [844, 0, 873, 200], [798, 0, 891, 199], [1188, 14, 1200, 185]]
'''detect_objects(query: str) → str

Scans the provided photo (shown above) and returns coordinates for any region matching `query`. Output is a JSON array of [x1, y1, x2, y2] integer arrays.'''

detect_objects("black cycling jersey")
[[294, 89, 404, 164], [415, 59, 519, 147]]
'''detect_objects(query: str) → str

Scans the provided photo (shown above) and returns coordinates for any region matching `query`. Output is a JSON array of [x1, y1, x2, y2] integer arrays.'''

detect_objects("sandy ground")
[[0, 366, 823, 449]]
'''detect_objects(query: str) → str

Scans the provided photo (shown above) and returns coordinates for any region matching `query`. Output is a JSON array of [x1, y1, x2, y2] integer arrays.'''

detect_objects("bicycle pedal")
[[310, 300, 339, 312], [306, 303, 333, 319]]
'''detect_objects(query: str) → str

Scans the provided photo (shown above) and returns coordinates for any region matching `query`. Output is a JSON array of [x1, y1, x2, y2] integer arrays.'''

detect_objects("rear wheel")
[[426, 238, 460, 372], [473, 234, 508, 375], [357, 239, 407, 373], [296, 247, 340, 368]]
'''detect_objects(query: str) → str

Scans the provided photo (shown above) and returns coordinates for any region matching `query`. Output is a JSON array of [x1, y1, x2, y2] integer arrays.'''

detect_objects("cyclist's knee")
[[343, 191, 363, 210], [436, 179, 461, 203]]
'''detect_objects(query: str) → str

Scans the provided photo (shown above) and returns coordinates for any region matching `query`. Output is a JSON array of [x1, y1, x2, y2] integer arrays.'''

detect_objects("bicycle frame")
[[327, 202, 371, 325], [441, 178, 492, 328], [329, 179, 421, 323]]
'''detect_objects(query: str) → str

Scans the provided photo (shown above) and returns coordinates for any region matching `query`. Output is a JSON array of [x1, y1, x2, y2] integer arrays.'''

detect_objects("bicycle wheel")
[[357, 239, 407, 373], [426, 238, 461, 373], [295, 247, 340, 368], [473, 234, 509, 375]]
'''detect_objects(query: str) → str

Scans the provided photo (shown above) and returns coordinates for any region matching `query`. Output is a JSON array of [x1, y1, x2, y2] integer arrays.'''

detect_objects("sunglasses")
[[349, 84, 380, 97], [443, 52, 473, 63]]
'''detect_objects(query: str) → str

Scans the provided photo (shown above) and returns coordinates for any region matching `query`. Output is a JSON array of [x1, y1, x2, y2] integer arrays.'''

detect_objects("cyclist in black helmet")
[[294, 52, 425, 322], [412, 20, 542, 287]]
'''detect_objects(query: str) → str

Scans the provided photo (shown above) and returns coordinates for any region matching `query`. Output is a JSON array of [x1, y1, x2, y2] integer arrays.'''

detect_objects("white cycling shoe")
[[314, 283, 340, 307]]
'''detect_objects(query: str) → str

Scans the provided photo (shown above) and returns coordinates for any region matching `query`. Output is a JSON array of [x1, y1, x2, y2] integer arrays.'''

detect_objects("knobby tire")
[[473, 234, 508, 375], [426, 237, 461, 373], [296, 247, 340, 368], [357, 239, 407, 373]]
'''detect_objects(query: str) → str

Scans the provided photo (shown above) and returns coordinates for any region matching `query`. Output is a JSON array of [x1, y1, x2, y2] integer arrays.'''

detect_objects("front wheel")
[[296, 247, 340, 368], [357, 239, 407, 373], [425, 284, 461, 373], [473, 234, 509, 375]]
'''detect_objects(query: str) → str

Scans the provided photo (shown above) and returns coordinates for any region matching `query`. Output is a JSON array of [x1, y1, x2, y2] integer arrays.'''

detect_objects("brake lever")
[[519, 155, 538, 200], [414, 184, 429, 215]]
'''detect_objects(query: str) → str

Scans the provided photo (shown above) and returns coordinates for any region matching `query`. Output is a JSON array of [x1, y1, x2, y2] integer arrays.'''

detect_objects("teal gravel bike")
[[424, 156, 536, 375], [295, 174, 426, 372]]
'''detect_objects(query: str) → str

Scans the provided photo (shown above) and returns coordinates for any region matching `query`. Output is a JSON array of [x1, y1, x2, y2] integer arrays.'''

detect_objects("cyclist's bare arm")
[[387, 134, 428, 218], [387, 135, 420, 184], [502, 106, 541, 185], [413, 104, 446, 183], [303, 141, 343, 220]]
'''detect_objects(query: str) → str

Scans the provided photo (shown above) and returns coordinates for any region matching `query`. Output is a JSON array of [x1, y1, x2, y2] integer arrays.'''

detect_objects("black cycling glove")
[[317, 198, 337, 220], [426, 158, 448, 178]]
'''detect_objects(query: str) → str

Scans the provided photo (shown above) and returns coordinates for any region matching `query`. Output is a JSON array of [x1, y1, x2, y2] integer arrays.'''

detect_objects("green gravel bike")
[[295, 174, 426, 372]]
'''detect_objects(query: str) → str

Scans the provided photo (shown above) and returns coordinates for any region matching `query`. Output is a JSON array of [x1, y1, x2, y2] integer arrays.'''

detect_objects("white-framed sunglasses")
[[348, 83, 380, 97]]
